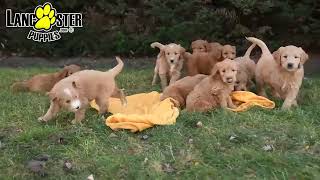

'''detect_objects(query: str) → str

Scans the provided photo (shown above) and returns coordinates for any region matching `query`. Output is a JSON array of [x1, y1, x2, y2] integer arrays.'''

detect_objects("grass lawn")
[[1, 67, 320, 179]]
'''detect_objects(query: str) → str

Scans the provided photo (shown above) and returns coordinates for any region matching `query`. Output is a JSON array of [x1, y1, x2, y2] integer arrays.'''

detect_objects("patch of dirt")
[[0, 56, 154, 70]]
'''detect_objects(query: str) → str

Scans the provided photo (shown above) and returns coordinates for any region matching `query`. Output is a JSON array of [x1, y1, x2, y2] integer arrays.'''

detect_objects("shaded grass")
[[0, 67, 320, 179]]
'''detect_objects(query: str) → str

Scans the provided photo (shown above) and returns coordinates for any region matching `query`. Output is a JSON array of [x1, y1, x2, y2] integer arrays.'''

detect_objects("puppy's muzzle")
[[226, 77, 234, 83], [170, 59, 174, 63], [287, 63, 294, 69]]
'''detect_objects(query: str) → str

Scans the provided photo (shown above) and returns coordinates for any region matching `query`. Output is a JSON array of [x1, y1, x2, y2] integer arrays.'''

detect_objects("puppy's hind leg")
[[255, 75, 267, 97], [152, 66, 159, 86], [111, 86, 127, 106], [95, 95, 110, 115]]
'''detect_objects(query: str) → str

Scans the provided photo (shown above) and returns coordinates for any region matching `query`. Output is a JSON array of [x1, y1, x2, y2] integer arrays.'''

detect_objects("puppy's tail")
[[243, 43, 256, 59], [108, 56, 124, 77], [246, 37, 271, 56], [151, 42, 165, 50], [11, 81, 29, 92]]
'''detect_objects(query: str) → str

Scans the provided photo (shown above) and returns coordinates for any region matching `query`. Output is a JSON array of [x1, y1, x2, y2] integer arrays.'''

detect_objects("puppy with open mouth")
[[38, 57, 127, 124]]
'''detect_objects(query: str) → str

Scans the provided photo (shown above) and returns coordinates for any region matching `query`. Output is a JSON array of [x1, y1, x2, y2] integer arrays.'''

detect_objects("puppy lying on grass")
[[186, 59, 238, 112], [38, 57, 126, 124], [11, 64, 81, 93], [160, 74, 207, 108], [150, 42, 186, 90], [234, 43, 256, 91]]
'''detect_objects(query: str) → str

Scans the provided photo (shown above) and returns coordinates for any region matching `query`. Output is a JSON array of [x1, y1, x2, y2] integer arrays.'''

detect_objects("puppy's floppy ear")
[[273, 47, 284, 66], [211, 62, 220, 76], [179, 46, 186, 60], [46, 92, 57, 102], [299, 47, 309, 64], [59, 68, 69, 78], [232, 46, 236, 51]]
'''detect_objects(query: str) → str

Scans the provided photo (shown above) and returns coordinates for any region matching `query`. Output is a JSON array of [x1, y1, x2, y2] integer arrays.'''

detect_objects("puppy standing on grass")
[[234, 43, 256, 91], [150, 42, 186, 90], [38, 57, 126, 124], [246, 37, 309, 109], [186, 59, 238, 112], [11, 64, 81, 93], [160, 74, 207, 108]]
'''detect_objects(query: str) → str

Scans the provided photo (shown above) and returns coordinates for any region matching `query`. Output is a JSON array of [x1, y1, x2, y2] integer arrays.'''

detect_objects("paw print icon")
[[34, 3, 56, 31]]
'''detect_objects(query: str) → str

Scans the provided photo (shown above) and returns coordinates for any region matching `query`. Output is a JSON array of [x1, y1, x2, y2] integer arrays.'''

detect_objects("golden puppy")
[[234, 44, 256, 91], [191, 40, 208, 53], [38, 57, 126, 124], [184, 42, 224, 75], [246, 37, 309, 109], [11, 64, 81, 93], [186, 59, 238, 112], [151, 42, 186, 90], [160, 74, 207, 108], [222, 45, 236, 60]]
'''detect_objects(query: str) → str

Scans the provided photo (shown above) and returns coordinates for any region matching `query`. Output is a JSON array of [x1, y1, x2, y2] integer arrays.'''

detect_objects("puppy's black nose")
[[170, 60, 174, 63], [76, 106, 80, 109], [287, 63, 293, 69], [241, 88, 245, 91]]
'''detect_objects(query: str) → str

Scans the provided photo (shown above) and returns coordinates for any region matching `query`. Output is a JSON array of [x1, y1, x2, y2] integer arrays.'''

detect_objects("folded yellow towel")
[[90, 91, 179, 132], [229, 91, 275, 112]]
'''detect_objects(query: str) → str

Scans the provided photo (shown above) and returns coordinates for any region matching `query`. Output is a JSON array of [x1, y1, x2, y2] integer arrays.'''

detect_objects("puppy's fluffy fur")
[[191, 40, 208, 53], [186, 59, 238, 112], [234, 44, 256, 91], [38, 57, 126, 124], [184, 42, 223, 75], [160, 74, 207, 108], [151, 42, 186, 90], [11, 64, 81, 93], [247, 37, 309, 109], [222, 45, 236, 60]]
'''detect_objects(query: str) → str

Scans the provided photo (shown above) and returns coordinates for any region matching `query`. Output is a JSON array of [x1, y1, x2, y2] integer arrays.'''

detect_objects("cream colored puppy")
[[234, 43, 256, 91], [38, 57, 126, 124], [246, 37, 309, 109], [222, 45, 236, 60], [151, 42, 186, 90]]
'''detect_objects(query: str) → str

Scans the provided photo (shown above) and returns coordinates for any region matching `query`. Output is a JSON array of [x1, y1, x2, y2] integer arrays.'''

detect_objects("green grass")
[[1, 67, 320, 179]]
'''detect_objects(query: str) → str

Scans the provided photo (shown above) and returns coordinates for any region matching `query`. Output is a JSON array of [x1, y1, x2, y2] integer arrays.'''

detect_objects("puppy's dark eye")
[[283, 55, 288, 58], [236, 81, 240, 84], [167, 53, 170, 55], [222, 70, 226, 73], [232, 52, 235, 54], [224, 53, 228, 55], [294, 56, 299, 58], [232, 69, 236, 72], [174, 52, 178, 55], [66, 100, 70, 103]]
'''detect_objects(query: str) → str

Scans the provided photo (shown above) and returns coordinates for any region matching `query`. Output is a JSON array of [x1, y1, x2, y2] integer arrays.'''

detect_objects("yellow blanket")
[[90, 91, 179, 132], [90, 91, 274, 132], [229, 91, 275, 112]]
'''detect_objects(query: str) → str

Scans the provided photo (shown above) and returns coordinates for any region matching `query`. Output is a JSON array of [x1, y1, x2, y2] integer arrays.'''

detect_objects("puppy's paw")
[[38, 116, 47, 122]]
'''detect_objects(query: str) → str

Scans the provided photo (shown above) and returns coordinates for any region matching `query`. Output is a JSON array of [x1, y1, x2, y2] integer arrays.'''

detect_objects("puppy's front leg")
[[159, 74, 168, 90], [227, 96, 236, 109], [169, 71, 181, 85], [72, 108, 86, 124], [38, 101, 60, 122], [219, 94, 228, 108], [282, 88, 299, 110]]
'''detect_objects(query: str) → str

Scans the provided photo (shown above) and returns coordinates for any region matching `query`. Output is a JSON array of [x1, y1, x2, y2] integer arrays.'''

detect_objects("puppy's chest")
[[270, 73, 302, 93]]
